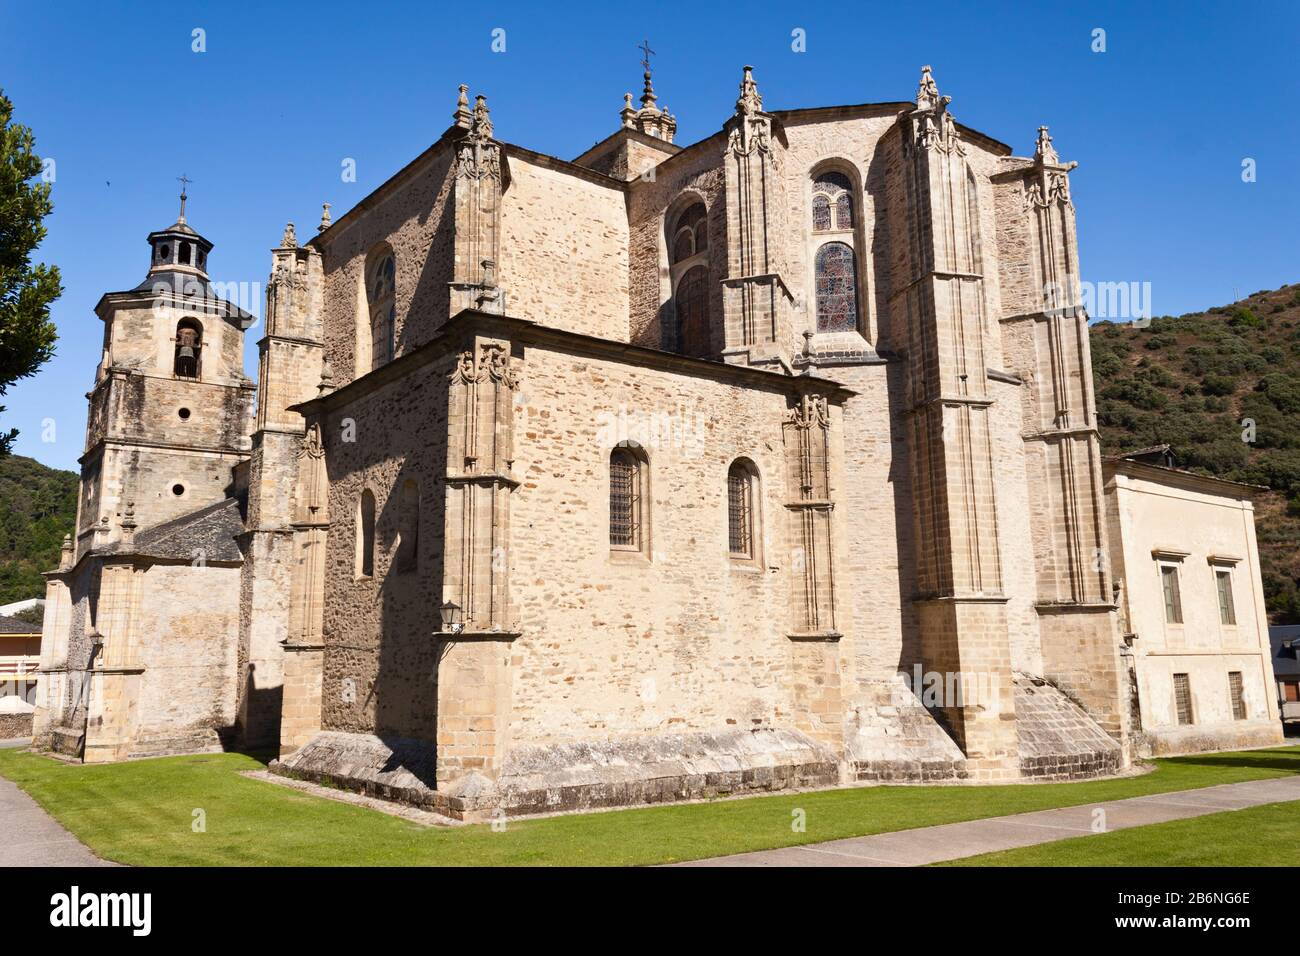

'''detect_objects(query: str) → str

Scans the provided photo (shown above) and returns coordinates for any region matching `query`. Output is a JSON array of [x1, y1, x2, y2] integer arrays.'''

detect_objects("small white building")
[[1105, 448, 1283, 756]]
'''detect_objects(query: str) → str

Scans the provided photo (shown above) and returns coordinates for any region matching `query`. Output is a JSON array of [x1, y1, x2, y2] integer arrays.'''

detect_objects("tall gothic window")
[[812, 171, 854, 231], [815, 243, 858, 333], [174, 319, 202, 379], [357, 489, 376, 578], [667, 200, 711, 359], [675, 265, 710, 359], [670, 202, 707, 264], [810, 169, 862, 334], [727, 460, 757, 559], [609, 443, 648, 553], [367, 249, 397, 370]]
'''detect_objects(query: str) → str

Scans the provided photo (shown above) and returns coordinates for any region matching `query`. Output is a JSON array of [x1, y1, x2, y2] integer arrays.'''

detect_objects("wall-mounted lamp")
[[438, 600, 464, 636]]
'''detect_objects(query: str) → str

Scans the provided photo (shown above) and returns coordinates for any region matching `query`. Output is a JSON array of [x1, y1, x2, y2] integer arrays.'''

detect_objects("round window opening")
[[159, 244, 170, 260], [172, 484, 185, 496], [178, 407, 191, 420]]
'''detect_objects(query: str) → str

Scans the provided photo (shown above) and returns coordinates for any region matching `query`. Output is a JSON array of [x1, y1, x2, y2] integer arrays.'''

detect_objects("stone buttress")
[[241, 223, 327, 753], [895, 68, 1018, 779], [992, 126, 1129, 749], [721, 67, 797, 372]]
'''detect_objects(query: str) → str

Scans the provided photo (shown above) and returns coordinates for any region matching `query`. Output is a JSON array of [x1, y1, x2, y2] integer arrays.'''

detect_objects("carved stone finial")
[[916, 65, 940, 110], [60, 532, 73, 569], [727, 65, 770, 156], [281, 222, 297, 248], [640, 69, 658, 111], [621, 92, 636, 128], [470, 94, 494, 141], [910, 65, 960, 153], [453, 84, 473, 128], [736, 65, 763, 116], [319, 202, 332, 232], [1034, 125, 1060, 166]]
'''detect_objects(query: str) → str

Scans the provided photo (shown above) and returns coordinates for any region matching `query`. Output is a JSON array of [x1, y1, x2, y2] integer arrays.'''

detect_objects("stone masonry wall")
[[498, 155, 629, 339], [316, 361, 450, 741], [132, 562, 241, 753], [319, 149, 456, 384], [506, 343, 838, 747]]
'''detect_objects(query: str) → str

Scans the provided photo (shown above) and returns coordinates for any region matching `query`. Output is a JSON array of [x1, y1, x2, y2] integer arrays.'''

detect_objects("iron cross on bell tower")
[[176, 173, 192, 223]]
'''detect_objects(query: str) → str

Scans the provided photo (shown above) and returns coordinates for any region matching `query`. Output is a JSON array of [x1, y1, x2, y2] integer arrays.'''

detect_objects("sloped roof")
[[0, 614, 39, 635], [104, 498, 246, 563]]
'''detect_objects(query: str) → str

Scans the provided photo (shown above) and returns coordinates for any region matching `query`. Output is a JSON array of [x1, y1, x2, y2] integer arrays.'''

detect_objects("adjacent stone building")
[[34, 65, 1282, 814]]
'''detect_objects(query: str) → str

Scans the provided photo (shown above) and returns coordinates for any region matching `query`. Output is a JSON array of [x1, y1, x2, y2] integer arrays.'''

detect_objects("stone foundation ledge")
[[1136, 720, 1284, 758], [853, 758, 969, 783], [272, 728, 841, 821]]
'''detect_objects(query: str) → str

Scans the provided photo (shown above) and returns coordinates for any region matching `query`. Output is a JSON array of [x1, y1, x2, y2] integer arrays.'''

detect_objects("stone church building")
[[33, 65, 1282, 818]]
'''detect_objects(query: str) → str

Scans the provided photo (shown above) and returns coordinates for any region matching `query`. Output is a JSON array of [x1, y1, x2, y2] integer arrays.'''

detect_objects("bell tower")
[[77, 188, 256, 559]]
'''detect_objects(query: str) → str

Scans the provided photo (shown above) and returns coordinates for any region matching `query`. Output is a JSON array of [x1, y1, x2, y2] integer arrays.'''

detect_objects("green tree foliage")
[[0, 454, 76, 604], [0, 89, 61, 456], [1091, 287, 1300, 623]]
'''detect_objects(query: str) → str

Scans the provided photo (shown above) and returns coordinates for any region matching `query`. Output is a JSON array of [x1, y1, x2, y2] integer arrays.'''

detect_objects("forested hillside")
[[0, 454, 77, 604], [1091, 284, 1300, 623]]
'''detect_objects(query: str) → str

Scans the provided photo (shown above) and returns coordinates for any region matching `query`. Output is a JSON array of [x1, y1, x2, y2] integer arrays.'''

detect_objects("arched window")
[[174, 319, 202, 379], [670, 202, 707, 264], [809, 168, 863, 335], [357, 489, 376, 578], [610, 443, 648, 553], [675, 265, 710, 359], [812, 171, 854, 231], [727, 460, 758, 559], [366, 249, 397, 370], [815, 243, 858, 333], [395, 479, 419, 573]]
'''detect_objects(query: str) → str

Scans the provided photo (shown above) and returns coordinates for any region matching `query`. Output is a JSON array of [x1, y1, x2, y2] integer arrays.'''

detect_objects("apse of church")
[[36, 59, 1279, 814]]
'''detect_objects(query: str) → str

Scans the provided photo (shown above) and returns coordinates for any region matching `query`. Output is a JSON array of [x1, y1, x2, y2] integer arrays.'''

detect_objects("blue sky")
[[3, 0, 1298, 471]]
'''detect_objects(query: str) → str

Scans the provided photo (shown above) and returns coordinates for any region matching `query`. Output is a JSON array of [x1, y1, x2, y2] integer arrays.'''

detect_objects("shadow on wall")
[[370, 421, 448, 780]]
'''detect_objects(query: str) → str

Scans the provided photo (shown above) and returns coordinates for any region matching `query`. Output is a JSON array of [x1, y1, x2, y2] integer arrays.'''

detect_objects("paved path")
[[679, 775, 1300, 867], [0, 755, 116, 867]]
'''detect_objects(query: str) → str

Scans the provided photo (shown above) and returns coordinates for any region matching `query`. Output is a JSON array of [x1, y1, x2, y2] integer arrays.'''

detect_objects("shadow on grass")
[[1155, 746, 1300, 774], [224, 746, 278, 768]]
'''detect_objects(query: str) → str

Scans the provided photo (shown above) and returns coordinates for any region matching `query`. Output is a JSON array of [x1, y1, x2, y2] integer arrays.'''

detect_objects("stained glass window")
[[815, 242, 858, 333], [815, 171, 852, 194], [834, 193, 854, 230], [812, 172, 853, 233], [812, 195, 831, 232]]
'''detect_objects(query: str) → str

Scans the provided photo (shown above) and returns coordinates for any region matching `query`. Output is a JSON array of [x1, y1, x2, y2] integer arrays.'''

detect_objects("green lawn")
[[941, 799, 1300, 866], [1, 745, 1298, 866]]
